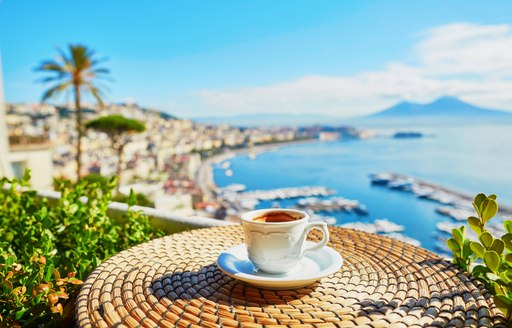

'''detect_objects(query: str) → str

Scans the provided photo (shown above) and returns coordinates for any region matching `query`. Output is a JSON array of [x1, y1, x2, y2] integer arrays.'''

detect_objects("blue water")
[[213, 124, 512, 253]]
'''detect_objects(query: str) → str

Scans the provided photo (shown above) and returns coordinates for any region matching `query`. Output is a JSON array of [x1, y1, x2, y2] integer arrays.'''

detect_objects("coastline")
[[196, 138, 318, 201]]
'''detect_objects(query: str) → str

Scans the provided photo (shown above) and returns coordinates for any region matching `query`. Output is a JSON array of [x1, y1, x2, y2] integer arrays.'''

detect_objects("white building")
[[0, 51, 53, 189]]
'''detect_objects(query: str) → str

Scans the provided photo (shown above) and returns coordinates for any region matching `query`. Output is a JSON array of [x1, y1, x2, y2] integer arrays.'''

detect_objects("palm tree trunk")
[[74, 84, 82, 180], [115, 142, 125, 193]]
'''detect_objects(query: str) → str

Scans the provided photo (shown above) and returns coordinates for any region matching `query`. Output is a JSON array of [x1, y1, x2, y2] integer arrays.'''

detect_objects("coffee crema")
[[252, 211, 301, 223]]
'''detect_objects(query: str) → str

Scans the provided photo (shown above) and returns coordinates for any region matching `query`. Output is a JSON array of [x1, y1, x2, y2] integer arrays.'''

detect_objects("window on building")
[[11, 161, 26, 180]]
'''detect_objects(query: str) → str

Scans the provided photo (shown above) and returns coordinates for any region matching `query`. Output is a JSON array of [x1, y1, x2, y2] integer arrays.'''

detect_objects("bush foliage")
[[0, 172, 163, 327], [447, 193, 512, 321]]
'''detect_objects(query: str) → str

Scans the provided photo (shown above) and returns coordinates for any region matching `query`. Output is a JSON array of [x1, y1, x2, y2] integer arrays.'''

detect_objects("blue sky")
[[1, 0, 512, 117]]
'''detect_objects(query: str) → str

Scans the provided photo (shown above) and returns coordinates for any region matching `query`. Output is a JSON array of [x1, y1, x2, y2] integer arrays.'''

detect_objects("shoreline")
[[196, 138, 318, 201]]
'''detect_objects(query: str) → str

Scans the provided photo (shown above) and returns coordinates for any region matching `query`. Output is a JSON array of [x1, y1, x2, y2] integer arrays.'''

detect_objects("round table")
[[76, 226, 507, 327]]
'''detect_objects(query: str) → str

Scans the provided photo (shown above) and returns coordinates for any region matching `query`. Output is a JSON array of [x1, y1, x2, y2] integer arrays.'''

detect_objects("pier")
[[295, 196, 368, 215]]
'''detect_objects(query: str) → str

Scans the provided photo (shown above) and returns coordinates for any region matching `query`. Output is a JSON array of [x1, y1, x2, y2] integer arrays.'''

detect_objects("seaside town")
[[7, 101, 507, 256], [5, 102, 372, 216]]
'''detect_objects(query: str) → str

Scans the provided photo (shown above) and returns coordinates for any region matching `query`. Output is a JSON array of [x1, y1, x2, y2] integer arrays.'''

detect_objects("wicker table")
[[76, 226, 507, 327]]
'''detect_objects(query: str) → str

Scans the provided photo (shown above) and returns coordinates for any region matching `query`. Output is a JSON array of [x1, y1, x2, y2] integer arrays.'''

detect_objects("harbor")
[[203, 136, 512, 253]]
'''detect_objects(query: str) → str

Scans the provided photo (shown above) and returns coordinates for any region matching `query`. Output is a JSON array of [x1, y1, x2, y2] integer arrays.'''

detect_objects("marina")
[[370, 172, 512, 215], [218, 185, 336, 211]]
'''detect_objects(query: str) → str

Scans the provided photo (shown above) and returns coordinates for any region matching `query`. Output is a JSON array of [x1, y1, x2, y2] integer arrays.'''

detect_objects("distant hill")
[[194, 113, 337, 127], [370, 96, 512, 118]]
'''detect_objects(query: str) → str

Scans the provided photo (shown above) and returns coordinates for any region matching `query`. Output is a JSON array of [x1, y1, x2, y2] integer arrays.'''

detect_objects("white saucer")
[[216, 242, 343, 289]]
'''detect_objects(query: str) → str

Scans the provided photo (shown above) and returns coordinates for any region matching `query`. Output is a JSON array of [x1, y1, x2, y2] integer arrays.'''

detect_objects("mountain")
[[194, 113, 337, 127], [370, 96, 512, 118]]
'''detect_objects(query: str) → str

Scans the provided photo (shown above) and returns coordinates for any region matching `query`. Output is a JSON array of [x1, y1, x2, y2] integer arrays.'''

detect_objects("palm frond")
[[90, 56, 109, 66], [41, 82, 71, 102], [92, 68, 110, 75], [83, 82, 105, 108], [34, 60, 68, 73], [36, 75, 68, 83], [56, 47, 73, 68]]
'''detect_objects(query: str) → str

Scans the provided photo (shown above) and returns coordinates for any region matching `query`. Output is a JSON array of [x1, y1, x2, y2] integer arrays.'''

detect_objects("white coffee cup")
[[240, 208, 330, 274]]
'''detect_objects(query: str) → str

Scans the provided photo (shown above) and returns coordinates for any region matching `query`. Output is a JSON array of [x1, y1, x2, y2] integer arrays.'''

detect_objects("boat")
[[370, 173, 393, 185], [388, 179, 414, 191]]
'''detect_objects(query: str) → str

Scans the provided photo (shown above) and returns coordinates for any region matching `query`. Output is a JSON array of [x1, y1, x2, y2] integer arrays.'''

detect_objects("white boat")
[[370, 173, 394, 185]]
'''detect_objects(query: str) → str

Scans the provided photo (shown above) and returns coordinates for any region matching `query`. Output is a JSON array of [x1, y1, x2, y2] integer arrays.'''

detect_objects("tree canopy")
[[85, 115, 145, 135]]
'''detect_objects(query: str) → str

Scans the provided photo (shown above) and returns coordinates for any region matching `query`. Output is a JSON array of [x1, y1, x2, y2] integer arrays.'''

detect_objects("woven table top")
[[76, 226, 507, 327]]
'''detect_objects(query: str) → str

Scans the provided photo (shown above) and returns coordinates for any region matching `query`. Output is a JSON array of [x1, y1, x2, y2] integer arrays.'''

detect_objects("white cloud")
[[417, 23, 512, 77], [193, 23, 512, 117]]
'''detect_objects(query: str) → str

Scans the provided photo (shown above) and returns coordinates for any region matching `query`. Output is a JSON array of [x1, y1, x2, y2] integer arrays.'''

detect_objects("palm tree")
[[85, 115, 145, 191], [36, 45, 109, 180]]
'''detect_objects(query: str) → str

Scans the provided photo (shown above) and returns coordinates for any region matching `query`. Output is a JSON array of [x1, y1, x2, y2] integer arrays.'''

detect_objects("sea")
[[213, 124, 512, 253]]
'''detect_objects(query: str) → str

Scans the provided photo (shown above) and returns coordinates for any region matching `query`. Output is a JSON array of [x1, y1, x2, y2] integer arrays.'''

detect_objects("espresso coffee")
[[252, 211, 301, 223]]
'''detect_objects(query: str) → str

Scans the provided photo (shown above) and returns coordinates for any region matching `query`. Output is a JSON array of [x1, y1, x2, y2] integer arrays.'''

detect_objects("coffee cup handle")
[[301, 222, 330, 255]]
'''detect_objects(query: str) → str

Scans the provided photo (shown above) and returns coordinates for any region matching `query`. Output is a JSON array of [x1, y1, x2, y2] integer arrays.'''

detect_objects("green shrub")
[[0, 172, 164, 327], [447, 193, 512, 321], [113, 192, 154, 208]]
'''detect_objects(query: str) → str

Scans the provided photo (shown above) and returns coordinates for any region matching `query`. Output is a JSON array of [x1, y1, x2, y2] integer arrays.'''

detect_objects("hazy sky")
[[1, 0, 512, 118]]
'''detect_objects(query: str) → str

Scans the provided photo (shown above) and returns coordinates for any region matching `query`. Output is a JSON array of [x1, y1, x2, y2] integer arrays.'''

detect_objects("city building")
[[0, 53, 53, 189]]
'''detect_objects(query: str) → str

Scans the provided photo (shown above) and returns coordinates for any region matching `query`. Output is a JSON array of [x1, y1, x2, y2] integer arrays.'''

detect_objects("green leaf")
[[488, 194, 497, 200], [447, 238, 461, 253], [497, 294, 512, 305], [474, 193, 487, 209], [506, 253, 512, 263], [470, 242, 485, 257], [128, 189, 136, 207], [15, 308, 29, 320], [472, 202, 481, 217], [42, 217, 53, 229], [493, 295, 511, 318], [499, 272, 510, 283], [502, 234, 512, 251], [452, 228, 464, 244], [487, 272, 501, 281], [479, 231, 494, 248], [504, 221, 512, 234], [484, 251, 501, 273], [45, 263, 54, 282], [490, 239, 505, 255], [471, 265, 489, 277], [40, 206, 48, 218], [481, 199, 498, 223], [462, 240, 473, 259], [467, 216, 482, 234]]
